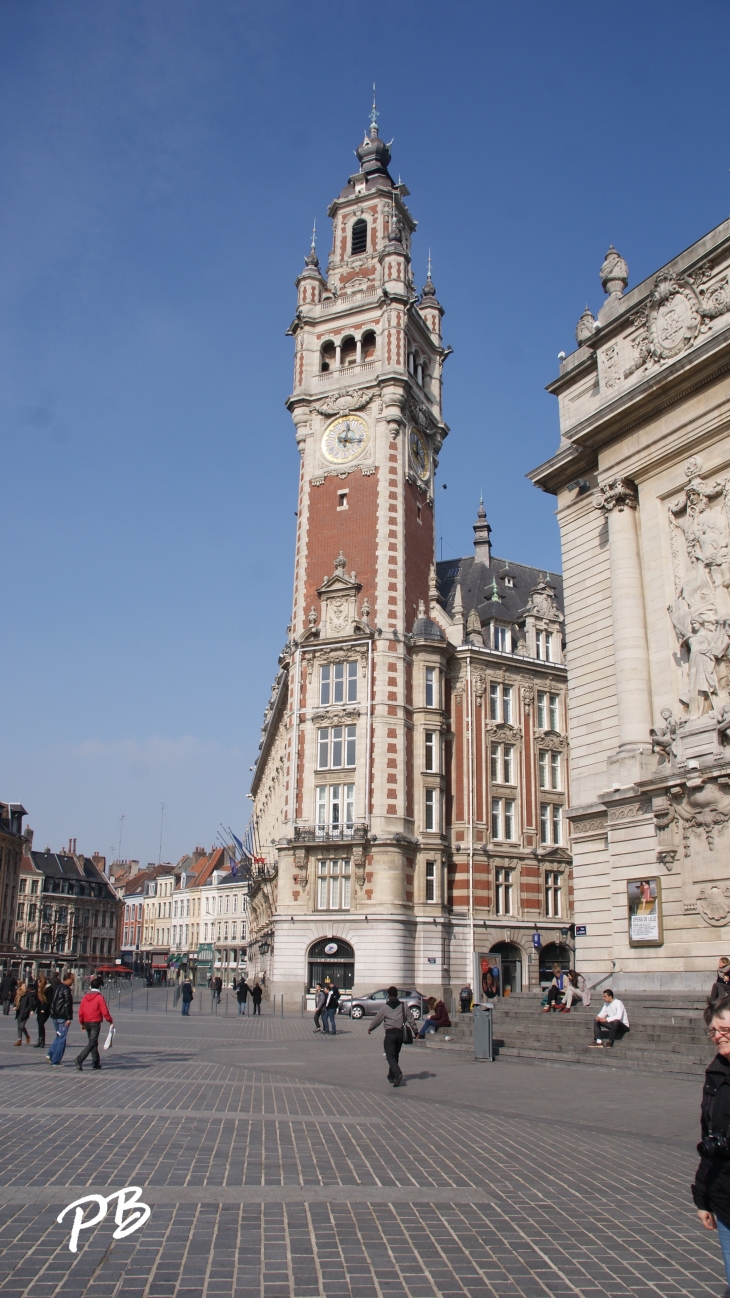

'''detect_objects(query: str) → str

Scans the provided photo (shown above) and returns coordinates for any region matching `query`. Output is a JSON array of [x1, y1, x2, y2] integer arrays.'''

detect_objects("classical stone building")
[[16, 847, 121, 976], [531, 218, 730, 990], [0, 802, 28, 962], [250, 109, 573, 1001]]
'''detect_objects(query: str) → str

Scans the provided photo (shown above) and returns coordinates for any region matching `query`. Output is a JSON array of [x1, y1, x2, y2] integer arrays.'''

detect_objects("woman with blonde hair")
[[14, 982, 34, 1045]]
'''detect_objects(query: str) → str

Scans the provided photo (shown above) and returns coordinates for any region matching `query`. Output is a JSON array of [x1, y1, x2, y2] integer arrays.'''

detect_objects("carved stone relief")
[[593, 477, 638, 514], [311, 709, 361, 726], [312, 389, 374, 418], [624, 262, 730, 379], [697, 885, 730, 926]]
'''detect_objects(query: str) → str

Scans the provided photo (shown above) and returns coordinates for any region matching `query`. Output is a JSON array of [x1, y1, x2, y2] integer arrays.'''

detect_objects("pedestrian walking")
[[47, 972, 75, 1065], [367, 985, 409, 1087], [1, 970, 17, 1015], [34, 973, 52, 1047], [251, 982, 262, 1016], [212, 975, 223, 1005], [13, 982, 34, 1045], [236, 979, 250, 1015], [322, 983, 340, 1034], [693, 995, 730, 1292], [459, 984, 473, 1014], [312, 983, 326, 1032], [75, 977, 113, 1071], [181, 978, 194, 1016]]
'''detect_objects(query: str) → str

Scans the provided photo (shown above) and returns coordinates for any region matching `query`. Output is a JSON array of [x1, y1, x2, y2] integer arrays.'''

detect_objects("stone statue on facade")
[[650, 708, 679, 761]]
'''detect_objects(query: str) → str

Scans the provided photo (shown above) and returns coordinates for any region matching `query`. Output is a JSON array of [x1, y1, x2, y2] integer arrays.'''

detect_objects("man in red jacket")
[[75, 977, 113, 1071]]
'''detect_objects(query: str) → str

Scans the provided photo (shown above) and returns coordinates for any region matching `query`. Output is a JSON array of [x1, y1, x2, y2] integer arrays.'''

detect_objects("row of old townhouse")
[[116, 848, 251, 986]]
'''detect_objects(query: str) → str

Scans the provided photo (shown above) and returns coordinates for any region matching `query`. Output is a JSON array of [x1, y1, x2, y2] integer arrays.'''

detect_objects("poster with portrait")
[[627, 878, 663, 947], [473, 952, 502, 1000]]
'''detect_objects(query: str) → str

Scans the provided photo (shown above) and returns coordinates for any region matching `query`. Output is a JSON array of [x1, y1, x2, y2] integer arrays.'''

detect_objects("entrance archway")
[[539, 941, 571, 986], [489, 942, 523, 995], [307, 938, 354, 992]]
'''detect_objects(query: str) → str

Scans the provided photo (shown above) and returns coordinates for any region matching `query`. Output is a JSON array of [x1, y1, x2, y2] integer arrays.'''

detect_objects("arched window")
[[351, 219, 367, 255], [320, 341, 335, 373], [361, 330, 376, 361], [489, 941, 523, 995], [538, 941, 571, 986], [341, 336, 357, 367]]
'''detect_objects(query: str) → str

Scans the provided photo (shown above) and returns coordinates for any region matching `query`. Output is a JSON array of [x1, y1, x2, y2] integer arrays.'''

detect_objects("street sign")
[[575, 925, 587, 936]]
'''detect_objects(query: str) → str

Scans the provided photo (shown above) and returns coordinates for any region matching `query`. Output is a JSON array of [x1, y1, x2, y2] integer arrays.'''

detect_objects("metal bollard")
[[165, 989, 169, 1014], [225, 992, 229, 1015], [281, 996, 284, 1018], [473, 1003, 494, 1062], [146, 989, 149, 1012], [301, 994, 305, 1017]]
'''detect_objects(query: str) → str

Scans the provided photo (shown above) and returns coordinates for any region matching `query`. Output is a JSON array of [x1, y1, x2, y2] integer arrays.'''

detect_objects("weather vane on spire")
[[369, 83, 379, 133]]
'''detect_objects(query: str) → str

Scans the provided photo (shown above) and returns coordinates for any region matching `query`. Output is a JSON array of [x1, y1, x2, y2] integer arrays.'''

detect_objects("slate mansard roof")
[[436, 554, 564, 633], [27, 850, 117, 899]]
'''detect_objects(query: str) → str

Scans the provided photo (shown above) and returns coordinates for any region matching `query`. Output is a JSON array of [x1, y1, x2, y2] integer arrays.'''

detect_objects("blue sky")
[[2, 1, 729, 864]]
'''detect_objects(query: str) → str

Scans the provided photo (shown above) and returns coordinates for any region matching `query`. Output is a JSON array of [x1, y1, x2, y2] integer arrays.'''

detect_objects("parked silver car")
[[340, 988, 429, 1021]]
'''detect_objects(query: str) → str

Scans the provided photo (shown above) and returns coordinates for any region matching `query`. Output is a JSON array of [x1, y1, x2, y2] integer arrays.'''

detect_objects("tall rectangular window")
[[491, 797, 502, 840], [504, 800, 515, 840], [330, 785, 342, 826], [316, 786, 327, 826], [425, 731, 435, 772], [489, 683, 499, 721], [333, 662, 345, 703], [345, 726, 356, 767], [490, 744, 501, 782], [331, 727, 343, 767], [347, 661, 358, 702], [495, 867, 513, 916], [318, 729, 329, 768], [493, 625, 508, 651], [536, 630, 552, 661], [545, 871, 562, 917], [549, 694, 559, 732], [550, 752, 560, 790], [503, 686, 512, 725], [425, 667, 436, 708], [539, 751, 548, 788], [344, 784, 355, 826], [317, 859, 351, 910], [425, 860, 436, 902], [503, 745, 514, 784], [537, 691, 547, 730], [425, 789, 437, 831], [540, 804, 550, 845], [320, 664, 331, 706], [552, 804, 562, 844]]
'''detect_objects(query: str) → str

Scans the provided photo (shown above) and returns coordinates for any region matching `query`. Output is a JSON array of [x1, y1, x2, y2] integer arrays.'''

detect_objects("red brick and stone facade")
[[250, 112, 573, 999]]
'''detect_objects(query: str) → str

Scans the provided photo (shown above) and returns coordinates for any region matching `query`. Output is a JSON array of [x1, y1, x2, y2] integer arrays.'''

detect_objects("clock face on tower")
[[321, 415, 369, 464], [409, 428, 430, 482]]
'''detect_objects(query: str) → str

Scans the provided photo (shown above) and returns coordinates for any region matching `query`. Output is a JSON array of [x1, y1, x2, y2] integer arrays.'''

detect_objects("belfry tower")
[[251, 103, 452, 998]]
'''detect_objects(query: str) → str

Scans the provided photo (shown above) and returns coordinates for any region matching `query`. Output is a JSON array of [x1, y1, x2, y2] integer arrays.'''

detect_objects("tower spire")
[[303, 217, 319, 269], [473, 495, 492, 565], [369, 83, 379, 137]]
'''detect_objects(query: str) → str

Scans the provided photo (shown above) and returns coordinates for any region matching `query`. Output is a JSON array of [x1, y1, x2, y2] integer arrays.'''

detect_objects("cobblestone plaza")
[[0, 995, 723, 1298]]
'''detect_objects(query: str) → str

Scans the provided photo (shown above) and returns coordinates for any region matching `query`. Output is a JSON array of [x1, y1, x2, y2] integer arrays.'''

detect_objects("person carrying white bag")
[[75, 977, 114, 1072]]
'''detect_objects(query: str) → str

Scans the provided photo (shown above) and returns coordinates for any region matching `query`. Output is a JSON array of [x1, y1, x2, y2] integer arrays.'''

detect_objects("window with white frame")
[[491, 797, 516, 841], [425, 667, 437, 708], [550, 694, 559, 731], [540, 803, 562, 845], [489, 683, 513, 723], [320, 661, 358, 706], [538, 691, 560, 731], [493, 624, 509, 652], [545, 870, 562, 917], [425, 788, 439, 832], [317, 725, 356, 769], [495, 867, 513, 915], [316, 784, 355, 829], [538, 750, 561, 790], [425, 860, 436, 902], [317, 859, 351, 910], [535, 630, 552, 661], [425, 731, 437, 772], [491, 743, 515, 784]]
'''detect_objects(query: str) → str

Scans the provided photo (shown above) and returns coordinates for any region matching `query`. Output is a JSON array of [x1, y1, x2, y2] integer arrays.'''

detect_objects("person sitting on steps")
[[589, 989, 630, 1048], [543, 964, 568, 1012], [560, 969, 591, 1013]]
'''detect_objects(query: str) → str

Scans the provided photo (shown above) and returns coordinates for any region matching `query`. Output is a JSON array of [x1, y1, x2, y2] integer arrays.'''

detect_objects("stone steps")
[[425, 995, 715, 1076]]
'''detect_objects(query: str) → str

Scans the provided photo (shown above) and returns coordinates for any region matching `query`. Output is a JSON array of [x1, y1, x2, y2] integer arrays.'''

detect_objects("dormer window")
[[536, 630, 552, 661], [504, 576, 514, 588], [351, 219, 367, 255]]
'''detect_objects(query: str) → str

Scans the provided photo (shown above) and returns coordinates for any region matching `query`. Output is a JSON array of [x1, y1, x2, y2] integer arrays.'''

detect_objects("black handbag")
[[401, 1002, 414, 1045]]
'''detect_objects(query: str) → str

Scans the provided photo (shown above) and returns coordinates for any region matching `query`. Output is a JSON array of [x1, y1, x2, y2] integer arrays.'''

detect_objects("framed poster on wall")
[[627, 878, 663, 947]]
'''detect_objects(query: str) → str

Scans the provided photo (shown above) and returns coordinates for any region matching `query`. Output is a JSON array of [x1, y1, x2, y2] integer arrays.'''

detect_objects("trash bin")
[[473, 1002, 493, 1062]]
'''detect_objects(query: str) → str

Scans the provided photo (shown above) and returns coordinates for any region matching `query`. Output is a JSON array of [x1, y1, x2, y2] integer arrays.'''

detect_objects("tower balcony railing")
[[316, 362, 375, 382], [320, 288, 379, 309], [294, 823, 368, 844]]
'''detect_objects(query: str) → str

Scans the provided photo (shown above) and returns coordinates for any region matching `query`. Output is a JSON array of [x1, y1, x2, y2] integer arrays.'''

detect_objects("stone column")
[[593, 478, 654, 775]]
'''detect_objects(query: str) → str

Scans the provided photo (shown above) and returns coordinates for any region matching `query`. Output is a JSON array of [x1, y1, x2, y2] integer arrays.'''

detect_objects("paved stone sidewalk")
[[0, 992, 723, 1297]]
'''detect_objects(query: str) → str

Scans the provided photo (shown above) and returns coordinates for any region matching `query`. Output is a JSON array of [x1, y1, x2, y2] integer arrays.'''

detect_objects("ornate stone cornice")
[[592, 477, 639, 513]]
